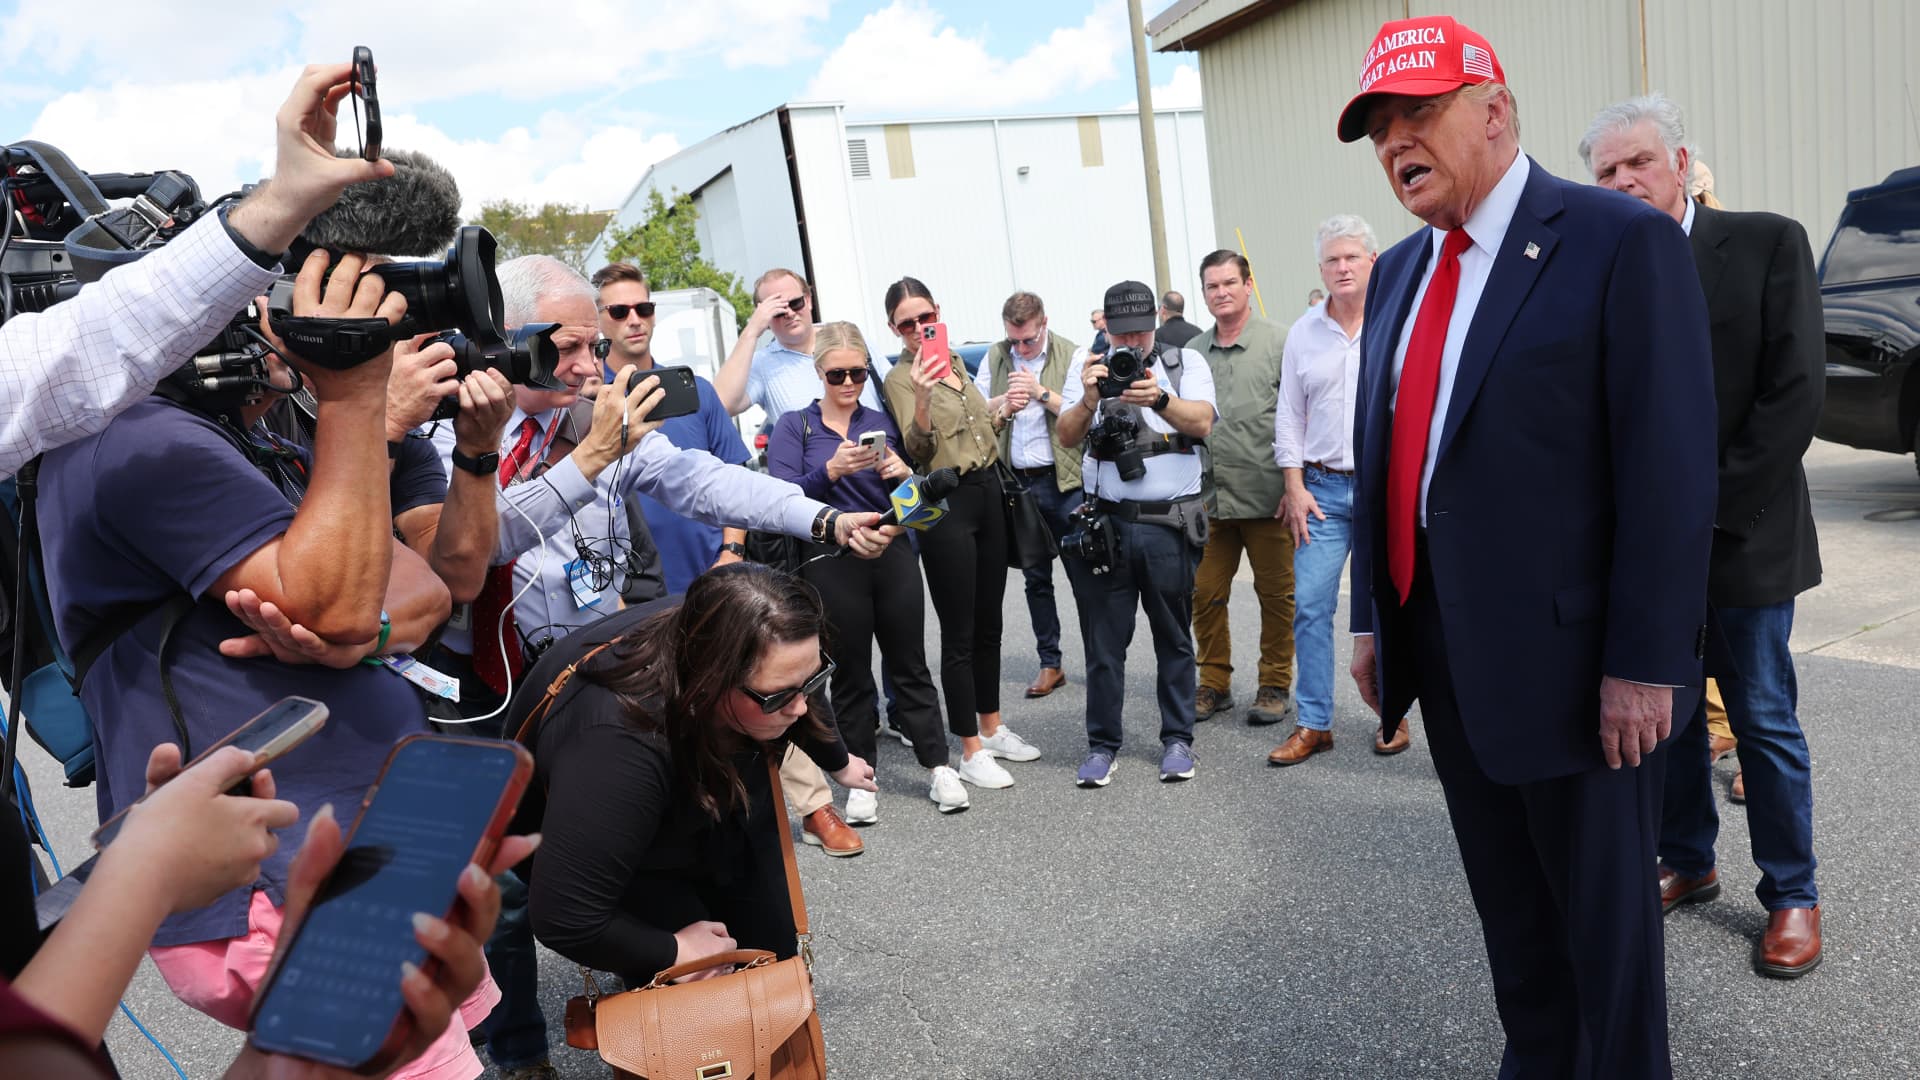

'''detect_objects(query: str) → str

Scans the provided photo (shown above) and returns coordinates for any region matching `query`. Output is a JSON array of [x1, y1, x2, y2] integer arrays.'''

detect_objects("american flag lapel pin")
[[1524, 242, 1540, 260]]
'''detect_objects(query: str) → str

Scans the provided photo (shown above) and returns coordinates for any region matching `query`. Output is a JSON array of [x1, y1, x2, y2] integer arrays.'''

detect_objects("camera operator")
[[1053, 280, 1217, 789], [0, 63, 392, 478], [31, 251, 506, 1080]]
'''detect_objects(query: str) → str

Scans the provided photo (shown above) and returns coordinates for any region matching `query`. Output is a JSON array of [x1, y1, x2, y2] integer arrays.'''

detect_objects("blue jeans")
[[1019, 472, 1094, 669], [1081, 515, 1202, 754], [1659, 600, 1818, 909], [1290, 467, 1353, 732], [477, 868, 551, 1068]]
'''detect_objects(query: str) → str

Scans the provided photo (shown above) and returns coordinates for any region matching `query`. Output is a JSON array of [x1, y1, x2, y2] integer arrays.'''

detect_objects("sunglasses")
[[739, 653, 836, 714], [602, 302, 656, 320], [823, 367, 869, 386], [1011, 331, 1045, 349], [894, 311, 938, 335], [778, 295, 808, 313]]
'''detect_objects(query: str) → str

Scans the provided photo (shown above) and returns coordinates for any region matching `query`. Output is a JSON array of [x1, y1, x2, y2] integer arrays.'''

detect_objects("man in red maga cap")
[[1338, 16, 1715, 1078]]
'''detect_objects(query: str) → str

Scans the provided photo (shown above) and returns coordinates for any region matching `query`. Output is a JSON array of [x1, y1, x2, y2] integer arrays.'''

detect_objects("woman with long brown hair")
[[524, 565, 877, 985]]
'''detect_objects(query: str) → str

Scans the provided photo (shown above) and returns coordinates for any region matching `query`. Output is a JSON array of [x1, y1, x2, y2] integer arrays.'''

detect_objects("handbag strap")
[[763, 749, 813, 968]]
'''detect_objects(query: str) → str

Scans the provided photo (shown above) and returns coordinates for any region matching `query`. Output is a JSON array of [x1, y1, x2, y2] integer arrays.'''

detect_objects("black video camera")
[[1087, 411, 1146, 482], [1058, 501, 1118, 575], [424, 323, 565, 421], [1097, 344, 1148, 398]]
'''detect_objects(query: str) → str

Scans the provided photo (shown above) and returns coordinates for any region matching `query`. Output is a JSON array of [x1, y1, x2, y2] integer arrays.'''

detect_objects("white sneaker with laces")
[[928, 766, 970, 813], [956, 751, 1014, 789], [979, 725, 1041, 762], [845, 789, 878, 825]]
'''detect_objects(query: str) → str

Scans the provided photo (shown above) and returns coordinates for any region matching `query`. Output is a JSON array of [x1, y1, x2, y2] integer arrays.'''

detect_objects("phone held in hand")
[[247, 735, 533, 1073], [90, 696, 329, 850], [645, 364, 703, 421], [351, 46, 381, 163], [920, 322, 952, 380], [857, 428, 886, 469]]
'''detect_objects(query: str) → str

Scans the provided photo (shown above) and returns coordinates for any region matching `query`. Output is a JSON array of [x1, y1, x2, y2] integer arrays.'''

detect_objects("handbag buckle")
[[798, 931, 815, 975], [697, 1064, 734, 1079]]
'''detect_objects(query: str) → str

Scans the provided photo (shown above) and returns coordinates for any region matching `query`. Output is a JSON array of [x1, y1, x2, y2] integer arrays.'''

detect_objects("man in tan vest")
[[977, 291, 1087, 698]]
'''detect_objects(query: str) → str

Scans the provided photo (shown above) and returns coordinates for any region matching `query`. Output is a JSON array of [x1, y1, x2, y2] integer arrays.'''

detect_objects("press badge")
[[565, 559, 602, 610], [380, 653, 460, 702]]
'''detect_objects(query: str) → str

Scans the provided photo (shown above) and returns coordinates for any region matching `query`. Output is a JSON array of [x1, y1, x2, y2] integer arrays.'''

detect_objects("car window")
[[1822, 184, 1920, 286]]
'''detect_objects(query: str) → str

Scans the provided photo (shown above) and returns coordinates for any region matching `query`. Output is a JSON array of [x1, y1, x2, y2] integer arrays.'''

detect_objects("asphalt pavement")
[[16, 440, 1920, 1079]]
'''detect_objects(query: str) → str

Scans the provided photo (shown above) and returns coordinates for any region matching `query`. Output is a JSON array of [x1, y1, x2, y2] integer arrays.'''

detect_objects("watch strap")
[[451, 447, 500, 476]]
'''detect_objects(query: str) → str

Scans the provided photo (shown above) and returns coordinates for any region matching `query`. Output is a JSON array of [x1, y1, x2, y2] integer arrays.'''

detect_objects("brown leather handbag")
[[557, 751, 827, 1079]]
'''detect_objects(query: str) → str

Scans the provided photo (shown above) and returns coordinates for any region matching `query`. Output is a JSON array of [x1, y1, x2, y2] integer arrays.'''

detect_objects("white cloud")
[[1149, 63, 1203, 110], [804, 0, 1130, 114]]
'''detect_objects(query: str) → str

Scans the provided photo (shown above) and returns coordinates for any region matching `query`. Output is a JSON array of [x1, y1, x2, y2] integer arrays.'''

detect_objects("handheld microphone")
[[878, 467, 960, 531], [296, 148, 463, 258]]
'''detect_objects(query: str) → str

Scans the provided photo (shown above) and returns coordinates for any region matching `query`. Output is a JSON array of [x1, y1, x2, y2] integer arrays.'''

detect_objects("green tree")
[[602, 189, 754, 328], [470, 200, 611, 276]]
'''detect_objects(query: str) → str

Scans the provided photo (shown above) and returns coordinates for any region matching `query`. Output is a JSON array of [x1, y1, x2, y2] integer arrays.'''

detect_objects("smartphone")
[[643, 364, 702, 421], [920, 322, 952, 380], [90, 696, 329, 850], [351, 46, 381, 163], [857, 428, 887, 470], [248, 735, 532, 1072]]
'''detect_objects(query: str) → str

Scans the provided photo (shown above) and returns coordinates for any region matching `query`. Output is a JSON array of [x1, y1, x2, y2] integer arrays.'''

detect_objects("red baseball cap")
[[1337, 15, 1506, 143]]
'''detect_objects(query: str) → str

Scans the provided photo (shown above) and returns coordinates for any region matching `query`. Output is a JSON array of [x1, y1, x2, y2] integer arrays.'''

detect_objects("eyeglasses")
[[779, 295, 807, 313], [602, 302, 656, 320], [823, 367, 869, 386], [738, 653, 836, 714], [1010, 330, 1045, 350], [894, 311, 938, 335]]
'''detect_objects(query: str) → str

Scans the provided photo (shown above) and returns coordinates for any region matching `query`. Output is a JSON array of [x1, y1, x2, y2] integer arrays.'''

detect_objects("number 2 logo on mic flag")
[[890, 483, 947, 529]]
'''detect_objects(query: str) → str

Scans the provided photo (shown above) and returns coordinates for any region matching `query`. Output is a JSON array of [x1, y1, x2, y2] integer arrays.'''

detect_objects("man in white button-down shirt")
[[1269, 214, 1411, 766]]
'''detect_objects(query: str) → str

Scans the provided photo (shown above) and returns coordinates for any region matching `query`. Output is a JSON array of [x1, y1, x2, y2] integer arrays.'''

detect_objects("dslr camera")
[[1058, 501, 1118, 575], [1087, 411, 1146, 482], [422, 323, 565, 421], [1097, 344, 1148, 398]]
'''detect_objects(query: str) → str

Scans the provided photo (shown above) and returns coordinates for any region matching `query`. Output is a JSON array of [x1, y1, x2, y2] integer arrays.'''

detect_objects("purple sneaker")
[[1159, 741, 1196, 782], [1076, 751, 1116, 788]]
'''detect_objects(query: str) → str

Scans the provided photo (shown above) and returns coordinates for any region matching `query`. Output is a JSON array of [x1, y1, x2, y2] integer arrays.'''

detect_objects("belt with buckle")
[[1013, 465, 1054, 478], [1306, 460, 1354, 476]]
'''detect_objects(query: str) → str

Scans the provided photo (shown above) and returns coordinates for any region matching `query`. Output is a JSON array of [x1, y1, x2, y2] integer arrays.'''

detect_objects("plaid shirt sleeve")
[[0, 211, 281, 477]]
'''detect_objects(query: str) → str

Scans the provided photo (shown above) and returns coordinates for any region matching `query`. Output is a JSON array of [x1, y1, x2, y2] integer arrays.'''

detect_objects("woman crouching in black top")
[[523, 564, 877, 985]]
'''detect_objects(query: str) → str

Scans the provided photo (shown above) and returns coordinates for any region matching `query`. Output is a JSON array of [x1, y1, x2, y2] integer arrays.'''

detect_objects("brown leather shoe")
[[1247, 685, 1293, 726], [800, 807, 864, 857], [1730, 769, 1746, 803], [1374, 722, 1412, 755], [1195, 685, 1234, 721], [1657, 865, 1721, 914], [1709, 733, 1738, 764], [1757, 905, 1822, 978], [1267, 726, 1333, 766], [1024, 667, 1067, 698]]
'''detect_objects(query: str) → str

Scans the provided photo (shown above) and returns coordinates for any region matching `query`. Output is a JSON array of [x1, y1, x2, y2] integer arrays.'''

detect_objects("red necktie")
[[1387, 227, 1474, 606], [471, 418, 541, 695]]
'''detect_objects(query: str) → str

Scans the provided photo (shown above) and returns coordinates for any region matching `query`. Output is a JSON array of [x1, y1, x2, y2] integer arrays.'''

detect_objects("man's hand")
[[1005, 369, 1037, 412], [832, 754, 878, 792], [745, 294, 792, 339], [385, 335, 459, 442], [570, 367, 664, 481], [260, 249, 405, 402], [218, 588, 374, 669], [1598, 677, 1673, 769], [1080, 360, 1108, 404], [833, 511, 900, 559], [452, 369, 515, 456], [1350, 633, 1383, 716], [115, 745, 300, 915], [226, 63, 396, 255], [825, 439, 881, 482], [1279, 486, 1324, 548], [1116, 372, 1164, 409]]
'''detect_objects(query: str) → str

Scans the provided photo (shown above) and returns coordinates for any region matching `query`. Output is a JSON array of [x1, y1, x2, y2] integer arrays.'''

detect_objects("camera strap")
[[5, 141, 184, 276]]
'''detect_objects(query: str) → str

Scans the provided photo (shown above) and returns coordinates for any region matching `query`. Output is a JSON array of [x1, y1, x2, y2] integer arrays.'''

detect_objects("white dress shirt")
[[1274, 303, 1362, 470], [971, 333, 1055, 468], [0, 212, 280, 478], [1680, 195, 1696, 236], [1061, 347, 1219, 502], [1390, 149, 1531, 524]]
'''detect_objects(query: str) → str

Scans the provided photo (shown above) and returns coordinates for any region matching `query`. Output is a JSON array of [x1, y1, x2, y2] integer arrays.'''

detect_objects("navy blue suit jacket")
[[1351, 158, 1717, 785]]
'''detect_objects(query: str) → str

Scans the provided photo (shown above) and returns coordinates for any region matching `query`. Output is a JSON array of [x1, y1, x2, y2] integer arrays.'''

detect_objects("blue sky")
[[0, 0, 1200, 217]]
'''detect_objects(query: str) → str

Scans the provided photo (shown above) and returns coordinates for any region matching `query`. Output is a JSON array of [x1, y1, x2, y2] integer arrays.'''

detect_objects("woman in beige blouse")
[[880, 276, 1042, 789]]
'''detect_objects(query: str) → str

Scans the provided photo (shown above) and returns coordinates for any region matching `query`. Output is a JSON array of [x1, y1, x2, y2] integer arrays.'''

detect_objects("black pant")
[[916, 469, 1007, 736], [803, 541, 947, 769], [1408, 545, 1672, 1079]]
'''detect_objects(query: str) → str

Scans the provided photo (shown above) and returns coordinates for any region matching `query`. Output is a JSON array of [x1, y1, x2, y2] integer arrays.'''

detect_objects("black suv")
[[1816, 166, 1920, 477]]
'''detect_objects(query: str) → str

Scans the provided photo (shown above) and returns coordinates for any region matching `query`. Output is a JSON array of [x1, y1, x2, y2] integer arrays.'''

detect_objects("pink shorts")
[[150, 890, 501, 1080]]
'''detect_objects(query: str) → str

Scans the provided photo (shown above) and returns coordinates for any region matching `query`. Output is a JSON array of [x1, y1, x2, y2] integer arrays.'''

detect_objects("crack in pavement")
[[1803, 604, 1920, 654], [816, 927, 947, 1071]]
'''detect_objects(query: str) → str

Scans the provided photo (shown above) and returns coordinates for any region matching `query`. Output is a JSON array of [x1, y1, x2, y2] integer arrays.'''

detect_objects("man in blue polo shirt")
[[713, 267, 888, 425], [590, 262, 751, 592]]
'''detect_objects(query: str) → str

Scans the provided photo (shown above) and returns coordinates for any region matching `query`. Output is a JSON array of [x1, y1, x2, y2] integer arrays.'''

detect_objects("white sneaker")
[[956, 751, 1014, 789], [979, 725, 1041, 762], [845, 789, 878, 825], [928, 766, 970, 813]]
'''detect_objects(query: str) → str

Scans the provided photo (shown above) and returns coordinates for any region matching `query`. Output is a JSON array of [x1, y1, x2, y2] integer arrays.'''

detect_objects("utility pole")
[[1128, 0, 1172, 301]]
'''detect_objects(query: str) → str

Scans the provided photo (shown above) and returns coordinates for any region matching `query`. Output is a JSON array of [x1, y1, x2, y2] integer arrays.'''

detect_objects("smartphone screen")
[[921, 323, 952, 380], [249, 736, 530, 1070], [91, 696, 328, 850]]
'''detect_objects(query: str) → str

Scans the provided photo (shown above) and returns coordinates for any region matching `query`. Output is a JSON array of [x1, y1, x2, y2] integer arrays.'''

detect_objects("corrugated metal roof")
[[1149, 0, 1299, 51]]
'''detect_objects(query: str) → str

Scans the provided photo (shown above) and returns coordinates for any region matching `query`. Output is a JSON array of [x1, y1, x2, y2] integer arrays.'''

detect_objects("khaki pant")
[[1705, 678, 1734, 745], [780, 744, 833, 817], [1193, 517, 1295, 693]]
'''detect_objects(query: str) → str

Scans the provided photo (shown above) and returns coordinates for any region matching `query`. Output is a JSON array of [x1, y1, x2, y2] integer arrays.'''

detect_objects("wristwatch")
[[450, 447, 500, 476], [811, 507, 843, 544], [1152, 389, 1172, 411], [1038, 387, 1052, 405], [720, 541, 748, 557]]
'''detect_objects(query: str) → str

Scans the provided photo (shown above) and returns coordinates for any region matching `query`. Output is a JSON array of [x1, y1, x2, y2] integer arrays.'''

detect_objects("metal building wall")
[[1165, 0, 1920, 312]]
